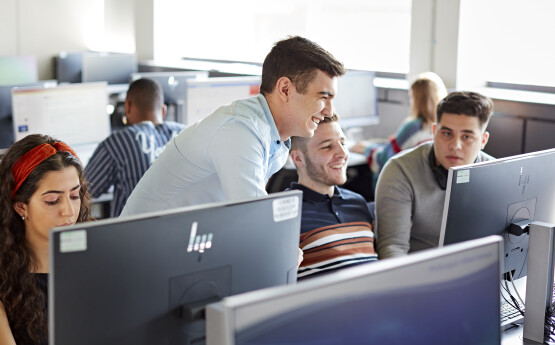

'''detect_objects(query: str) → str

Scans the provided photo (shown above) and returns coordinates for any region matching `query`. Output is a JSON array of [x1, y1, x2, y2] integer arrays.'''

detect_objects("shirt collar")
[[428, 146, 448, 190], [257, 94, 291, 150], [428, 144, 483, 190], [290, 182, 342, 202]]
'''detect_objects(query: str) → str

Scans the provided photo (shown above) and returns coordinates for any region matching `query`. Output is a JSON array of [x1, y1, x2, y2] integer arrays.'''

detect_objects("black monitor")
[[81, 52, 137, 85], [439, 148, 555, 280], [333, 69, 378, 128], [206, 236, 503, 345], [49, 190, 302, 345], [0, 80, 57, 154], [55, 52, 84, 83], [130, 71, 209, 122]]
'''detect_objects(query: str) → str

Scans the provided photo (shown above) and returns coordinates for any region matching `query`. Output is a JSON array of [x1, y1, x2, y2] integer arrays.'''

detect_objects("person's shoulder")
[[477, 150, 495, 162], [398, 117, 423, 131], [162, 121, 186, 130], [390, 141, 431, 162], [336, 186, 365, 201], [380, 142, 431, 178], [221, 96, 271, 138]]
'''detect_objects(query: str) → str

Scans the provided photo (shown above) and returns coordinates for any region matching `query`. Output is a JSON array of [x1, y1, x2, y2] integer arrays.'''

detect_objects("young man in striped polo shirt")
[[85, 78, 185, 217], [289, 114, 377, 279]]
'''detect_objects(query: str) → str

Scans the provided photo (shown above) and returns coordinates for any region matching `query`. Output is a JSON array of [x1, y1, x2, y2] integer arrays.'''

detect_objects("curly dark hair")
[[0, 134, 94, 344]]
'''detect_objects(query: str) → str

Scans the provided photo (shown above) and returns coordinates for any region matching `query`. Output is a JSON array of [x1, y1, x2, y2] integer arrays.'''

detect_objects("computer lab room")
[[1, 1, 555, 344]]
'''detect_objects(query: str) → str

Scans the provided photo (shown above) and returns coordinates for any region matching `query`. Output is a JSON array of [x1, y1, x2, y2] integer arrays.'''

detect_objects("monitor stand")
[[523, 221, 555, 343]]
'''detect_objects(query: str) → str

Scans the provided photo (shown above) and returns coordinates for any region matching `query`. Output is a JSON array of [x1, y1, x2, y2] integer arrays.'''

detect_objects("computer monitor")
[[82, 52, 137, 85], [184, 76, 261, 125], [206, 235, 503, 345], [333, 69, 378, 128], [0, 55, 38, 84], [439, 148, 555, 280], [55, 52, 84, 83], [0, 80, 57, 154], [130, 71, 209, 122], [49, 190, 301, 345], [11, 82, 111, 164]]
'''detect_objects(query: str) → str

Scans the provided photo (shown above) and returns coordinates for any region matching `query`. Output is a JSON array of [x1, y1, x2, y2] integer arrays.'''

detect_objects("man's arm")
[[374, 159, 414, 259], [206, 120, 269, 201], [84, 143, 115, 198]]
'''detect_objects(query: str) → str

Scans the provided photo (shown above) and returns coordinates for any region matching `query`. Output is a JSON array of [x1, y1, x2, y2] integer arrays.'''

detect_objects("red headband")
[[11, 142, 79, 199]]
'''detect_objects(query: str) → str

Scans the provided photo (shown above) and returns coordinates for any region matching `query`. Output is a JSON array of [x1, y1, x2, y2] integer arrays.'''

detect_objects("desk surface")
[[502, 325, 553, 345]]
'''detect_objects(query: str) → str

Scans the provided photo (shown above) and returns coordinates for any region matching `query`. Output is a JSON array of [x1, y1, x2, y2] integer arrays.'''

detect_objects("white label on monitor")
[[60, 230, 87, 253], [456, 169, 470, 184], [273, 197, 299, 222]]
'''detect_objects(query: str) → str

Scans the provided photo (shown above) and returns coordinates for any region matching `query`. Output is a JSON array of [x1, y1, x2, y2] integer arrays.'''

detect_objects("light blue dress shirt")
[[120, 94, 291, 217]]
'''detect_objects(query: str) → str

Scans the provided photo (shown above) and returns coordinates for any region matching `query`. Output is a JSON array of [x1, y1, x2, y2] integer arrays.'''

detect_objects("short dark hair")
[[126, 78, 164, 112], [437, 91, 494, 130], [290, 113, 339, 153], [260, 36, 345, 95]]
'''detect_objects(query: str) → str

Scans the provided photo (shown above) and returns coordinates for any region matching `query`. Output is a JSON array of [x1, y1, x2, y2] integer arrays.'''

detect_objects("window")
[[459, 0, 555, 87], [153, 0, 412, 73]]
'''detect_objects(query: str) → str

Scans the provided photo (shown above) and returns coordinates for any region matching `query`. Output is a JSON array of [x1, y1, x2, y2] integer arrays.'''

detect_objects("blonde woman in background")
[[351, 72, 448, 195]]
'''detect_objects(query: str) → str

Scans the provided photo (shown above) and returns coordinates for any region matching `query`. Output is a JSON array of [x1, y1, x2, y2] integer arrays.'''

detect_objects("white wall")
[[0, 0, 135, 80]]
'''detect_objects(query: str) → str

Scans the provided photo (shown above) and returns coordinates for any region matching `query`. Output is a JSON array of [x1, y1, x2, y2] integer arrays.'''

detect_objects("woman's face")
[[14, 166, 81, 246]]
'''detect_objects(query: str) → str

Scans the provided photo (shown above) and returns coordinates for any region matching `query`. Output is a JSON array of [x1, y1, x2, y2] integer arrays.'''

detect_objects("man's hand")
[[297, 248, 304, 268]]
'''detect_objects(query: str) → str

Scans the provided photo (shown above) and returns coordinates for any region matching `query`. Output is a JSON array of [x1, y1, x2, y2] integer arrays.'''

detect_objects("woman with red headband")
[[0, 134, 94, 345]]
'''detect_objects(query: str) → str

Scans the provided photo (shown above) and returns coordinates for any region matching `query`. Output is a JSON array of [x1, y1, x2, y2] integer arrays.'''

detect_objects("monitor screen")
[[82, 52, 137, 85], [0, 55, 38, 85], [333, 69, 378, 128], [184, 76, 261, 125], [0, 80, 57, 154], [49, 190, 301, 345], [439, 148, 555, 280], [206, 236, 503, 345], [11, 82, 111, 164]]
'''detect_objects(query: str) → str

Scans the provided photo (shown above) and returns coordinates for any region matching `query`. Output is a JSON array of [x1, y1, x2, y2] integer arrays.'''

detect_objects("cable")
[[505, 279, 525, 315], [509, 271, 525, 308]]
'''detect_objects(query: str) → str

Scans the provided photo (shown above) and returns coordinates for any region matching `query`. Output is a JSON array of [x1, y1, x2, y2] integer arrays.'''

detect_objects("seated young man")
[[375, 91, 495, 259], [85, 78, 185, 217], [289, 114, 377, 279]]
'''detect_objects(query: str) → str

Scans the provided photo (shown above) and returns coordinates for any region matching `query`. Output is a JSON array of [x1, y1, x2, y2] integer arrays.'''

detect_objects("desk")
[[502, 325, 554, 344], [266, 152, 374, 201]]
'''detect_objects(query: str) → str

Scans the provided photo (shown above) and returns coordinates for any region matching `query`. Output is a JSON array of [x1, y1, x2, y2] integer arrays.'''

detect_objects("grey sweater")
[[375, 142, 494, 259]]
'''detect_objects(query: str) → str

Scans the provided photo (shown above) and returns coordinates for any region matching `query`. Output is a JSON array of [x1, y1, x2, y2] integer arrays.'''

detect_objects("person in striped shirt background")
[[288, 113, 378, 279], [84, 78, 186, 217]]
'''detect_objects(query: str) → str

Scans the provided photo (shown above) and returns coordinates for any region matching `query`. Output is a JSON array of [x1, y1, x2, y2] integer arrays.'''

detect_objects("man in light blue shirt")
[[121, 36, 345, 216]]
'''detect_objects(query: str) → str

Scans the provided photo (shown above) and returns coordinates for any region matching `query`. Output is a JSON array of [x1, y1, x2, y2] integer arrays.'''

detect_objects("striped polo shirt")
[[288, 183, 378, 279], [85, 121, 185, 217]]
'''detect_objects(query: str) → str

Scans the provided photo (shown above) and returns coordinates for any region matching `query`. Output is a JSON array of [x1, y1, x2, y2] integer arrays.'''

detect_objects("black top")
[[10, 273, 48, 345]]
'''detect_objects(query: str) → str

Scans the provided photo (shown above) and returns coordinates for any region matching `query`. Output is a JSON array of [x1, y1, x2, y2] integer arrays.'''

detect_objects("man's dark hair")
[[290, 113, 339, 153], [126, 78, 164, 112], [260, 36, 345, 95], [437, 91, 494, 130]]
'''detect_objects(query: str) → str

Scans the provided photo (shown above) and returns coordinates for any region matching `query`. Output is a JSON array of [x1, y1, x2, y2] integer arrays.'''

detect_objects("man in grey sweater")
[[375, 91, 495, 259]]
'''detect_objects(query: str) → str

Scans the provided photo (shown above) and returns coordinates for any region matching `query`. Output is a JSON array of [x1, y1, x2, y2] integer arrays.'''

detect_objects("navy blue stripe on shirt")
[[85, 121, 185, 217]]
